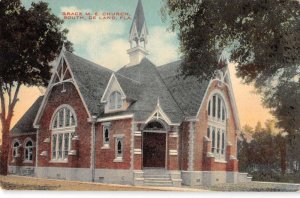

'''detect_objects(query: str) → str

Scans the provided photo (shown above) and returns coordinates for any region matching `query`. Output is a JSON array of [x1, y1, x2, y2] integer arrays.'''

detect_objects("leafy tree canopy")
[[162, 0, 300, 82], [162, 0, 300, 134], [0, 0, 73, 87]]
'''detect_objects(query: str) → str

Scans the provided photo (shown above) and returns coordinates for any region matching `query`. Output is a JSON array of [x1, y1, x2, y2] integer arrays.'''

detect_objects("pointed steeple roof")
[[130, 0, 148, 37]]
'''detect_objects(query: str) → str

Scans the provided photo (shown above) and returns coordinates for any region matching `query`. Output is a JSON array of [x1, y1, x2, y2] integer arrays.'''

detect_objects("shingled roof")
[[115, 73, 141, 101], [116, 58, 185, 123], [64, 51, 113, 115], [11, 96, 43, 134], [158, 60, 210, 117]]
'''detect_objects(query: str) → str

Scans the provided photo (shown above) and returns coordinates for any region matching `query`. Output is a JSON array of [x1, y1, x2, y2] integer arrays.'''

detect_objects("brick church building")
[[8, 0, 250, 187]]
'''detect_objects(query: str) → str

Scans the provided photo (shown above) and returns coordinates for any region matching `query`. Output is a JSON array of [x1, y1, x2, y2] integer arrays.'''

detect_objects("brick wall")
[[193, 80, 238, 172], [9, 134, 36, 167], [95, 119, 132, 169], [37, 82, 91, 168]]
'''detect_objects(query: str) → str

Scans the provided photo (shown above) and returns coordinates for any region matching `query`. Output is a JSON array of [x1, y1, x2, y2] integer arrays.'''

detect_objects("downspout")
[[35, 126, 40, 168], [90, 116, 97, 182]]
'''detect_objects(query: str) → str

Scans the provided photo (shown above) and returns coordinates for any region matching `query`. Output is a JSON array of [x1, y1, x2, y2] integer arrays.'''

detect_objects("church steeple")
[[127, 0, 149, 67]]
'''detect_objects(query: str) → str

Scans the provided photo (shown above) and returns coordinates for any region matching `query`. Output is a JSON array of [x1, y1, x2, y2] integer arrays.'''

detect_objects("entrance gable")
[[145, 99, 172, 126]]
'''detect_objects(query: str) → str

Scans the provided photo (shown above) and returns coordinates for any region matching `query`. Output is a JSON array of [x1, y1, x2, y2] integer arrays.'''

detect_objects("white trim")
[[169, 132, 179, 138], [195, 77, 240, 130], [49, 104, 77, 130], [144, 99, 172, 125], [114, 136, 124, 162], [100, 73, 126, 103], [24, 138, 34, 162], [102, 123, 111, 147], [63, 56, 92, 119], [33, 51, 64, 128], [12, 139, 21, 158], [33, 52, 92, 128], [225, 67, 241, 130], [169, 149, 178, 156], [130, 120, 135, 170], [206, 89, 231, 118], [134, 131, 142, 136], [113, 134, 125, 138], [134, 148, 142, 155], [97, 114, 133, 122], [188, 121, 195, 171]]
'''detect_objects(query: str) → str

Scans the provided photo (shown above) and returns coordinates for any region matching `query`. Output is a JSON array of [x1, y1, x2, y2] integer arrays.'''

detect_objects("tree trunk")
[[0, 125, 9, 175], [280, 138, 287, 176], [0, 83, 21, 175]]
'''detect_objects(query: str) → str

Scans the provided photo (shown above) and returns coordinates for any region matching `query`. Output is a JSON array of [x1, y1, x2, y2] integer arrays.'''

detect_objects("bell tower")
[[127, 0, 149, 67]]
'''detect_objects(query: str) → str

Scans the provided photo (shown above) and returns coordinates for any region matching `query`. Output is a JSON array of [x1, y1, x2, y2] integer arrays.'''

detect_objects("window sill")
[[101, 144, 110, 149], [113, 157, 123, 163], [49, 160, 68, 163], [214, 160, 227, 164]]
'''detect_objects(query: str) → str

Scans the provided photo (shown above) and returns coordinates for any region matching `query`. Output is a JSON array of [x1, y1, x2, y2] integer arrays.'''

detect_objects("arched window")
[[102, 123, 111, 148], [108, 91, 123, 110], [52, 107, 76, 129], [207, 94, 227, 160], [13, 141, 20, 158], [114, 136, 124, 162], [24, 140, 34, 162], [51, 106, 76, 162]]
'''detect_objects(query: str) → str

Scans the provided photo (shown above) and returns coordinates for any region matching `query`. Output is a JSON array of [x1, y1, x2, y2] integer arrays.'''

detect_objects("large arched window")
[[108, 91, 123, 110], [24, 139, 34, 162], [207, 94, 227, 160], [51, 106, 77, 162]]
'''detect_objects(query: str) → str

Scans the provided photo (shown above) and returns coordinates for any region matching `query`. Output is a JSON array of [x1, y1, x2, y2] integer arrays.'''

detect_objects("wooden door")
[[143, 132, 166, 168]]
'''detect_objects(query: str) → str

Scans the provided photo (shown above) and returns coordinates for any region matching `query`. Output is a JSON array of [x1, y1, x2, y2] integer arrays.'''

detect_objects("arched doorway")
[[142, 121, 167, 168]]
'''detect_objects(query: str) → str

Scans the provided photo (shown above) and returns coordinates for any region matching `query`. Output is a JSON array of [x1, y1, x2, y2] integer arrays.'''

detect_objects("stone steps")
[[143, 169, 173, 187]]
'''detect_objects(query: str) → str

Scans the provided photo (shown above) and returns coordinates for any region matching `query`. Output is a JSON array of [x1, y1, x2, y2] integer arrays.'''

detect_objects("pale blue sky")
[[21, 0, 180, 69]]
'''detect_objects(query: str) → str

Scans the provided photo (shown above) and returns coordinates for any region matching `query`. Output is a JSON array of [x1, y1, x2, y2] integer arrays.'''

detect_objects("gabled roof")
[[11, 96, 43, 134], [116, 58, 184, 124], [157, 60, 210, 117], [130, 0, 147, 37], [115, 73, 141, 101], [63, 51, 113, 114]]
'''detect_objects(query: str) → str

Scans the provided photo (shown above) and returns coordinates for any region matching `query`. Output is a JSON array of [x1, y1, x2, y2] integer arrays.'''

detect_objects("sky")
[[0, 0, 274, 138]]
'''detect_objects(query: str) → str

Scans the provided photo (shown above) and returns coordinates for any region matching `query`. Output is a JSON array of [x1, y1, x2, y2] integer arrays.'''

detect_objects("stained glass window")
[[207, 94, 227, 160]]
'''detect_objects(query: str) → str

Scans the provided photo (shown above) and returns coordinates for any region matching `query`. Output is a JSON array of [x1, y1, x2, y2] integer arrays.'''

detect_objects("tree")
[[0, 0, 73, 175], [161, 0, 300, 134], [239, 121, 287, 180]]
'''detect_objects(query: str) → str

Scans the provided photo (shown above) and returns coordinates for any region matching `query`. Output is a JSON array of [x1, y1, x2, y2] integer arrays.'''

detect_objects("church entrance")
[[142, 121, 167, 168]]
